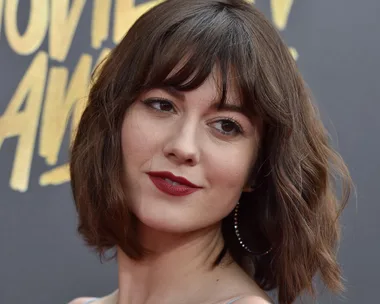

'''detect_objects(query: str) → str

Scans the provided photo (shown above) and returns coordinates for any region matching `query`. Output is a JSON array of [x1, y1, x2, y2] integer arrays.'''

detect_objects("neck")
[[116, 224, 231, 304]]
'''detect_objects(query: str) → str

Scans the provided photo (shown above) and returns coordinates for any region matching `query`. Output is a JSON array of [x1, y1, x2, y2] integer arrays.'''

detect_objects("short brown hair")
[[70, 0, 353, 303]]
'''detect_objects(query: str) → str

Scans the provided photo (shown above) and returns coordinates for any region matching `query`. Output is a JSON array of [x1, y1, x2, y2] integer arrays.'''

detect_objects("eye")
[[211, 118, 243, 136], [143, 98, 175, 113]]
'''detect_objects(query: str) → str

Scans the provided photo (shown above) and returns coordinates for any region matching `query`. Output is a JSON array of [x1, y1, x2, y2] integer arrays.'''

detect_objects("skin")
[[70, 69, 272, 304], [122, 70, 260, 245]]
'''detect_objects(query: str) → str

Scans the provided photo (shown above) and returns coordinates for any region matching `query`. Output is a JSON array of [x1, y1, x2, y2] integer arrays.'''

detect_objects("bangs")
[[140, 6, 259, 115]]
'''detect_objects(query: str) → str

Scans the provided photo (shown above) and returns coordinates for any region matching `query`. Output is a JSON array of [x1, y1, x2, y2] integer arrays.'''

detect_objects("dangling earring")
[[233, 201, 272, 256]]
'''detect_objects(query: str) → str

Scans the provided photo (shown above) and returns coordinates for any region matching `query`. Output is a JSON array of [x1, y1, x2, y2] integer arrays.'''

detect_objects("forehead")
[[164, 63, 243, 106]]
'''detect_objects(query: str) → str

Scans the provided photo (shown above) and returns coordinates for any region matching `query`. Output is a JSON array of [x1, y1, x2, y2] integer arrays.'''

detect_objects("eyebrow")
[[160, 86, 245, 115]]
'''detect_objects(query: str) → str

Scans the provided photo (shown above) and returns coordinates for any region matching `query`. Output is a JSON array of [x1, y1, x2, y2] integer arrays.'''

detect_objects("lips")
[[147, 171, 201, 196], [147, 171, 201, 188]]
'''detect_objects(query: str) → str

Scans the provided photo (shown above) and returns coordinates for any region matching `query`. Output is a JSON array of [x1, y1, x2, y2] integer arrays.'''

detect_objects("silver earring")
[[234, 201, 272, 256]]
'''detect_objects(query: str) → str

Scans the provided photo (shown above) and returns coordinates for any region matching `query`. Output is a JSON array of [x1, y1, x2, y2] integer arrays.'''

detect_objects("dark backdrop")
[[0, 0, 378, 303]]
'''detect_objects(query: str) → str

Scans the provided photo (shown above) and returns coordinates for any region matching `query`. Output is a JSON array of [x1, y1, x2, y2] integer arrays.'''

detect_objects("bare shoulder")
[[67, 297, 96, 304], [235, 295, 273, 304]]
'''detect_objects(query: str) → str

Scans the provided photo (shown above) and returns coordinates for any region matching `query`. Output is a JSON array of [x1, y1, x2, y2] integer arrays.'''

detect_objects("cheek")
[[207, 143, 257, 191], [121, 106, 161, 165]]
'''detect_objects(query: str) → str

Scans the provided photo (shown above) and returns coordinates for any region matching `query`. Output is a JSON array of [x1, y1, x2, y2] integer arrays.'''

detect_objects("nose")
[[163, 119, 200, 166]]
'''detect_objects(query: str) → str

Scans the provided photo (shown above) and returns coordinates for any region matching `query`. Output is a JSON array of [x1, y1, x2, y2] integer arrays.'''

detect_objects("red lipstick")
[[147, 171, 201, 196]]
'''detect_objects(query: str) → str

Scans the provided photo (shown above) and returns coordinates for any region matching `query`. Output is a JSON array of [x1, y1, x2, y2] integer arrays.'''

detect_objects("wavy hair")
[[70, 0, 352, 303]]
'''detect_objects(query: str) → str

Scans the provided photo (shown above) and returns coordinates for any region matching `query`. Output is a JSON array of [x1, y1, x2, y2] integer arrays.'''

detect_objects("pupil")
[[222, 121, 235, 132], [161, 102, 172, 111]]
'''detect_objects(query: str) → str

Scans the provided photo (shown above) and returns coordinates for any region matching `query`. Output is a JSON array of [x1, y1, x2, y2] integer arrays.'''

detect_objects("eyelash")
[[215, 116, 244, 136], [142, 98, 175, 112], [142, 98, 244, 136]]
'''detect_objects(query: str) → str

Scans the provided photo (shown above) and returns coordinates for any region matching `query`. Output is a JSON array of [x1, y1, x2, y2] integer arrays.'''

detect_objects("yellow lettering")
[[72, 47, 111, 129], [0, 52, 48, 192], [39, 50, 108, 187], [95, 47, 111, 67], [289, 47, 298, 60], [4, 0, 48, 55], [39, 164, 69, 186], [49, 0, 86, 62], [0, 0, 4, 39], [270, 0, 294, 30], [39, 54, 92, 166], [113, 0, 162, 44], [91, 0, 112, 49]]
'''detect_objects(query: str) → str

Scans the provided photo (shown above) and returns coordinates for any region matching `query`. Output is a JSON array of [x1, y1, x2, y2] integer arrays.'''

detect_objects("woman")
[[69, 0, 352, 303]]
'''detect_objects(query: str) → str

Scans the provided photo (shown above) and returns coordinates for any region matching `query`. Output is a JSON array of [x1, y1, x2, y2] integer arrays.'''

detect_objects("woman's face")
[[121, 70, 262, 234]]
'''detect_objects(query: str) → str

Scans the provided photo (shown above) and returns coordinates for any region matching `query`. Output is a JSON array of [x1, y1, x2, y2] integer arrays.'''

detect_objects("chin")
[[137, 212, 195, 234], [133, 205, 213, 236]]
